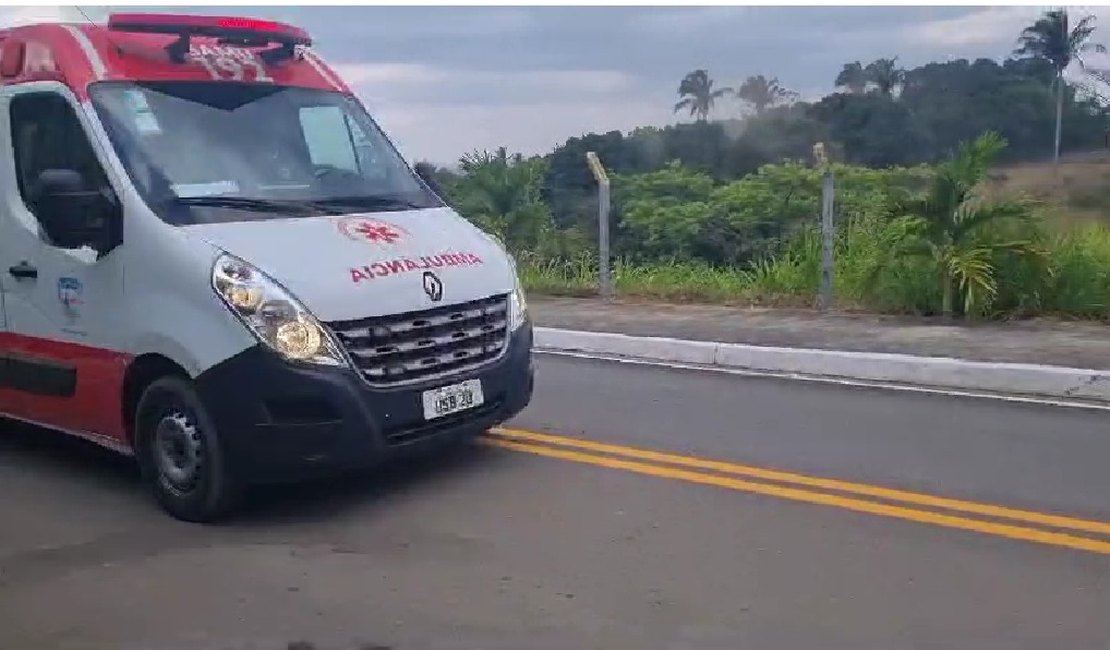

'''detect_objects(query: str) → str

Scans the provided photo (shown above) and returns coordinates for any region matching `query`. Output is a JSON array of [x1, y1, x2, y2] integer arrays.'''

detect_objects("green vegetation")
[[423, 8, 1110, 321], [1015, 8, 1108, 165]]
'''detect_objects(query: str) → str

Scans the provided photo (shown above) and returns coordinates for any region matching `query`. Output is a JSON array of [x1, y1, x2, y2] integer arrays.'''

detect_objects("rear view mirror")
[[30, 168, 120, 254]]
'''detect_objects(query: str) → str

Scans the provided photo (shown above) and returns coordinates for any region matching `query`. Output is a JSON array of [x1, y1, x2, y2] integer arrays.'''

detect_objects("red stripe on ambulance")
[[0, 332, 131, 443]]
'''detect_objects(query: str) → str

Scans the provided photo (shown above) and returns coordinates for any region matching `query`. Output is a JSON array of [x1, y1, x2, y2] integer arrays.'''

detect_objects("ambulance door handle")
[[8, 262, 37, 280]]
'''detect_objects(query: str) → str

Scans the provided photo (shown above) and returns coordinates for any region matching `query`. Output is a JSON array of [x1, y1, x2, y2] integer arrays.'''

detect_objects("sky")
[[5, 5, 1110, 165]]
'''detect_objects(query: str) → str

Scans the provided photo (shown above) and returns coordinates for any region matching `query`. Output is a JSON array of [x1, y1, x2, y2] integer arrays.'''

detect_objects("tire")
[[134, 376, 242, 522]]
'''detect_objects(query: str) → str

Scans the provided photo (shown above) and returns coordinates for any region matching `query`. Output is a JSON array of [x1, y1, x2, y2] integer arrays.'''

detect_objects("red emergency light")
[[107, 13, 311, 64]]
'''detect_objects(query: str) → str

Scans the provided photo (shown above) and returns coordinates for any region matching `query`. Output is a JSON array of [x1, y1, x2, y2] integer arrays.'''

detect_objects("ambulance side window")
[[10, 93, 113, 245]]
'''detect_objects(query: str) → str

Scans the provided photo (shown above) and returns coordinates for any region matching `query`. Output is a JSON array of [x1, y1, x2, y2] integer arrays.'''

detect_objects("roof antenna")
[[75, 6, 96, 24], [75, 6, 122, 56]]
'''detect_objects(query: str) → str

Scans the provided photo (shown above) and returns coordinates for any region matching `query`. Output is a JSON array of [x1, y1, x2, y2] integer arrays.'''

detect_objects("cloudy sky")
[[5, 5, 1110, 164]]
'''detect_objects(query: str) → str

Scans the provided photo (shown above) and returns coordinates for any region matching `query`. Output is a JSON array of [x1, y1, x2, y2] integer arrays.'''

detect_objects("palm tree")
[[894, 132, 1039, 319], [1015, 8, 1106, 166], [865, 58, 904, 96], [454, 147, 552, 250], [835, 61, 868, 94], [735, 74, 797, 115], [673, 69, 731, 122]]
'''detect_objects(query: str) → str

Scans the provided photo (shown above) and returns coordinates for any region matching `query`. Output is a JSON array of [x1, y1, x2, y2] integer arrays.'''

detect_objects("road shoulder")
[[531, 296, 1110, 403]]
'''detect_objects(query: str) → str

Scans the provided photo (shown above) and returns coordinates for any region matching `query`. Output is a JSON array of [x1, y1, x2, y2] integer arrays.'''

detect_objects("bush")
[[615, 160, 931, 267]]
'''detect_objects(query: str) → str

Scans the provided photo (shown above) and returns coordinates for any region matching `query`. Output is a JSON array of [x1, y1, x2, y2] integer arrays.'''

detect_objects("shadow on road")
[[0, 419, 501, 526], [233, 439, 501, 527], [0, 419, 140, 487]]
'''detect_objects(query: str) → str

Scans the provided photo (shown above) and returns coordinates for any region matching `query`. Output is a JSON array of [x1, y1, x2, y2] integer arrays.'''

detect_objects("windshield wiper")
[[307, 195, 431, 212], [170, 196, 335, 216]]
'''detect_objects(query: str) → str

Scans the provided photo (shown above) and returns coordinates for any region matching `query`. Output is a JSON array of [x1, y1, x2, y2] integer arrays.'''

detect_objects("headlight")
[[212, 253, 346, 367], [509, 273, 528, 331]]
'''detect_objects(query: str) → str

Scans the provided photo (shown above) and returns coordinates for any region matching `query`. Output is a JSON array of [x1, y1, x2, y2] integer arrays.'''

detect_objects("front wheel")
[[135, 376, 242, 522]]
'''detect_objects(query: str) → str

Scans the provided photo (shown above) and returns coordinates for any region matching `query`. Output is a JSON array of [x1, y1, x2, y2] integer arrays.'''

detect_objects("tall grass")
[[517, 252, 760, 304], [516, 216, 1110, 320], [1041, 224, 1110, 318]]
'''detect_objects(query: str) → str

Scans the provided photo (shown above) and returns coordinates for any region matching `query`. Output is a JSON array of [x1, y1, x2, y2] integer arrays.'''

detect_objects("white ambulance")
[[0, 13, 534, 521]]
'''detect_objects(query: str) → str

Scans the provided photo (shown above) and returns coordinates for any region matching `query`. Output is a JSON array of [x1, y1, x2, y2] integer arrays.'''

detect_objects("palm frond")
[[946, 246, 998, 316], [951, 200, 1034, 241], [1070, 15, 1099, 49]]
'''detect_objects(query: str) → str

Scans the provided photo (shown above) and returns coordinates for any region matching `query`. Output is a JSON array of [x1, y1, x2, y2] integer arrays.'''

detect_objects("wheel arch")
[[120, 353, 191, 447]]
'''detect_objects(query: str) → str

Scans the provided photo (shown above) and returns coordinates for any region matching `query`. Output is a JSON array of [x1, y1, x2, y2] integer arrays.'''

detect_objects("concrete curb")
[[534, 327, 1110, 403]]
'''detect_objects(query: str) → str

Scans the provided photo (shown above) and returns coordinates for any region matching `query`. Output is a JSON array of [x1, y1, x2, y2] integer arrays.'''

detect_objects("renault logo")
[[422, 271, 444, 302]]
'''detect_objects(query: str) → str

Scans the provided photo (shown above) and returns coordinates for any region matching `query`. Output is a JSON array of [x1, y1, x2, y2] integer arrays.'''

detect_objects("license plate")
[[421, 379, 484, 420]]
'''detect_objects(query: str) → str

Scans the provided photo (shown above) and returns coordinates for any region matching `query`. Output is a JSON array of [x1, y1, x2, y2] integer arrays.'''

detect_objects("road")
[[2, 354, 1110, 649]]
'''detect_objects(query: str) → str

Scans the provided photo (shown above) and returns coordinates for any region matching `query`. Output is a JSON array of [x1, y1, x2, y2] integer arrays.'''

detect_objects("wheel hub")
[[153, 410, 203, 492]]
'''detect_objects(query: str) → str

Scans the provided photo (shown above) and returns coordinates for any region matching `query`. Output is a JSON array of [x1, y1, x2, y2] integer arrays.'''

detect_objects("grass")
[[985, 154, 1110, 228], [518, 216, 1110, 321], [518, 253, 764, 305], [1039, 223, 1110, 318]]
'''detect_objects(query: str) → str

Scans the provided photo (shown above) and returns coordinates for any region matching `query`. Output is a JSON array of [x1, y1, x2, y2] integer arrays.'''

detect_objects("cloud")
[[905, 6, 1110, 51], [628, 7, 750, 35], [903, 7, 1039, 49], [308, 6, 534, 39], [336, 61, 652, 163], [343, 64, 641, 110], [370, 99, 669, 165], [331, 63, 445, 87], [0, 6, 81, 27], [335, 64, 636, 96]]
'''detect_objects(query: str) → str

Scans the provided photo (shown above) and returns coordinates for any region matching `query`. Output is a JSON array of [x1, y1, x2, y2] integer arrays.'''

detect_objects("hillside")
[[987, 151, 1110, 226]]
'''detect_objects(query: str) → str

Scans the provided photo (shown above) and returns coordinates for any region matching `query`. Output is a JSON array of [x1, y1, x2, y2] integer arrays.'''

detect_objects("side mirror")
[[29, 169, 119, 253]]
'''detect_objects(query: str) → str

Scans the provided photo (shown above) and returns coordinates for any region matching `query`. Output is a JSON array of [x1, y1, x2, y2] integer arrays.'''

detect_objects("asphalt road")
[[2, 355, 1110, 649]]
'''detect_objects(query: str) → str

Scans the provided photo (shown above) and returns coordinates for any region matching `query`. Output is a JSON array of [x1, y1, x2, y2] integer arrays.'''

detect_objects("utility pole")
[[586, 151, 613, 301], [814, 142, 834, 311]]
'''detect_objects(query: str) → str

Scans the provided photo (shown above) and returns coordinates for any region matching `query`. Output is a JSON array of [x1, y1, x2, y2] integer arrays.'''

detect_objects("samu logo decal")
[[337, 217, 408, 246]]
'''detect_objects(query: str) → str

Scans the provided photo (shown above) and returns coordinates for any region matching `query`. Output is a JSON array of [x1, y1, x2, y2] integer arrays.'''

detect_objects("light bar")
[[107, 13, 311, 45]]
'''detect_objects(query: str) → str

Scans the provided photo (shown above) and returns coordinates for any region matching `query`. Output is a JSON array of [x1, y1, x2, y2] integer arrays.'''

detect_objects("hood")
[[182, 207, 514, 322]]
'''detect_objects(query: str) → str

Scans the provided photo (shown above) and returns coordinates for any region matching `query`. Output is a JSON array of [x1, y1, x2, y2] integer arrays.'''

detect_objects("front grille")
[[327, 294, 510, 386]]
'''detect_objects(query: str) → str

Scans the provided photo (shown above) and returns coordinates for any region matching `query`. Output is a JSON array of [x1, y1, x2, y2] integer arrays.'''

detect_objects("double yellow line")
[[485, 428, 1110, 556]]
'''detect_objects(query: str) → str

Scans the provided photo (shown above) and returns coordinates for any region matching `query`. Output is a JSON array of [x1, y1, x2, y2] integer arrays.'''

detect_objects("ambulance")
[[0, 14, 534, 521]]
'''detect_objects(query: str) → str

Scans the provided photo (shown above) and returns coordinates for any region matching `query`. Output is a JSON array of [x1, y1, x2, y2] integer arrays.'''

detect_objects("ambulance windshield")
[[88, 81, 442, 225]]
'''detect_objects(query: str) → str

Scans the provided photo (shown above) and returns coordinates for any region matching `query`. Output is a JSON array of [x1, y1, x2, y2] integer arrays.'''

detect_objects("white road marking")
[[537, 349, 1110, 412]]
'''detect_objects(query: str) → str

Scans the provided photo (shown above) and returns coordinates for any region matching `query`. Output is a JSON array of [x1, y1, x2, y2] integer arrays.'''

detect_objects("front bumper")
[[194, 323, 534, 483]]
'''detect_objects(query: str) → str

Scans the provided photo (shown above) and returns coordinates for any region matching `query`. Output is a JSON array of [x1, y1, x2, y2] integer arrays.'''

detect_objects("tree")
[[735, 74, 797, 115], [450, 147, 553, 252], [808, 93, 932, 167], [674, 69, 732, 122], [1015, 8, 1107, 166], [835, 61, 868, 94], [893, 132, 1038, 318], [865, 57, 904, 96]]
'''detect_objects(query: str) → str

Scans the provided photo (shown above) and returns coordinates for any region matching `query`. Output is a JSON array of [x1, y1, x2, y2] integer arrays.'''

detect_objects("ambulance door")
[[0, 225, 16, 420], [0, 85, 128, 442]]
